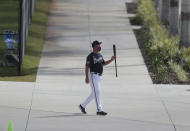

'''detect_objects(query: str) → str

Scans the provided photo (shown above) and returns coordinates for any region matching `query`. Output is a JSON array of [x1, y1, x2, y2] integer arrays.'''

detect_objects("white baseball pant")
[[81, 73, 103, 112]]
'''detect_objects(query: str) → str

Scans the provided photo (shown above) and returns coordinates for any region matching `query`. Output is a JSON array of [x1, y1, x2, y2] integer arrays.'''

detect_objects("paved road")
[[0, 0, 190, 131]]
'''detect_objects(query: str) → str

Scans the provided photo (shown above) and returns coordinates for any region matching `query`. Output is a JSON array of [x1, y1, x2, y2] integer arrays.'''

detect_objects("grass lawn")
[[0, 0, 19, 60], [0, 0, 52, 81]]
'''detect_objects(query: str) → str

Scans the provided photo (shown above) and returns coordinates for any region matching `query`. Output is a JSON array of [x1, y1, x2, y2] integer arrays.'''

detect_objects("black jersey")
[[86, 52, 105, 75]]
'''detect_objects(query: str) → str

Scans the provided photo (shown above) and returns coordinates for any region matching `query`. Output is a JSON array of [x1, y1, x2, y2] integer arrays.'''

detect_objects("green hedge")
[[137, 0, 188, 83]]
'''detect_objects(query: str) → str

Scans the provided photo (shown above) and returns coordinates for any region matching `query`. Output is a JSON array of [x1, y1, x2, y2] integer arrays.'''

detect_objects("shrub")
[[169, 61, 188, 82], [130, 15, 143, 25], [137, 0, 188, 83], [181, 47, 190, 72]]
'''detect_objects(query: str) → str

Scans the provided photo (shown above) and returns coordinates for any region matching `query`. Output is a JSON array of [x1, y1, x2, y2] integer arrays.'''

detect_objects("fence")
[[0, 0, 36, 75]]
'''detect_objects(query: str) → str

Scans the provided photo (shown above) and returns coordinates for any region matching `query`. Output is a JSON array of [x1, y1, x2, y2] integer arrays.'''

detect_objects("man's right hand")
[[85, 77, 89, 84]]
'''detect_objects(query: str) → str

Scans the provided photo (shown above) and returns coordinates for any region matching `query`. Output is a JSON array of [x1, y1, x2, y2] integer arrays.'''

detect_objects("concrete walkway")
[[0, 0, 190, 131]]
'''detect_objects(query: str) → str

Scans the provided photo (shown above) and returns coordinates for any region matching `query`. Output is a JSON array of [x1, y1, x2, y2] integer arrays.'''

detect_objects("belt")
[[91, 72, 102, 76]]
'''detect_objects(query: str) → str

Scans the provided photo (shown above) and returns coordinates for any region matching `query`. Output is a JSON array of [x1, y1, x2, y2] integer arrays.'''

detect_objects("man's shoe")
[[97, 111, 107, 116], [79, 104, 86, 114]]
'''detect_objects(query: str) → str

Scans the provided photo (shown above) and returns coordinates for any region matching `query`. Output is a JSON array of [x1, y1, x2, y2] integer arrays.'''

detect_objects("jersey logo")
[[93, 57, 103, 64]]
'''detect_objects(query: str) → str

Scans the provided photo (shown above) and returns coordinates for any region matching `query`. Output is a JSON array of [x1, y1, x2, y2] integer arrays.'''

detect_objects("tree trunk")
[[169, 0, 181, 35], [180, 0, 190, 46], [161, 0, 170, 25]]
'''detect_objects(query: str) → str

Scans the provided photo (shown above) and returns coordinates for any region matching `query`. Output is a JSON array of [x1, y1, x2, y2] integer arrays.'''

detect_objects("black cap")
[[92, 40, 102, 48]]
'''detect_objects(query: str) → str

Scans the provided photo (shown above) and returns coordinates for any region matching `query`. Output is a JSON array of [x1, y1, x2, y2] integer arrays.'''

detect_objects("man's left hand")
[[111, 56, 115, 61]]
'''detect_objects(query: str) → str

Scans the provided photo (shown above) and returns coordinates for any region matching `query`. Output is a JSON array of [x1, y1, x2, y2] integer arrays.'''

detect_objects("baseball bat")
[[113, 44, 118, 77]]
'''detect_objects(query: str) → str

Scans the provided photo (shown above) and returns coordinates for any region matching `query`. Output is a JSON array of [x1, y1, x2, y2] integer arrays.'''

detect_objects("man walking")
[[79, 40, 115, 116]]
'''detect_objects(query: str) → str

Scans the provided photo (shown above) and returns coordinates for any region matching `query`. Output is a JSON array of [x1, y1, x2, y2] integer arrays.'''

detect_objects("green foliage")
[[138, 0, 158, 28], [130, 15, 143, 25], [181, 47, 190, 72], [169, 61, 188, 82], [137, 0, 188, 83]]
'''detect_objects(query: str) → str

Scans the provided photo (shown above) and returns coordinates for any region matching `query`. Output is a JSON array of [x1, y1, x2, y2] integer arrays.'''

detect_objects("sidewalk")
[[0, 0, 190, 131]]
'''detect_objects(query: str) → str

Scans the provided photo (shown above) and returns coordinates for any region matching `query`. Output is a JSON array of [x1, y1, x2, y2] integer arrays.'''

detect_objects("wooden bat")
[[113, 44, 118, 77]]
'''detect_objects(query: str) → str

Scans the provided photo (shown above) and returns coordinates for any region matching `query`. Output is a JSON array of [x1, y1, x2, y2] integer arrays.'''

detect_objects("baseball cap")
[[92, 40, 102, 48]]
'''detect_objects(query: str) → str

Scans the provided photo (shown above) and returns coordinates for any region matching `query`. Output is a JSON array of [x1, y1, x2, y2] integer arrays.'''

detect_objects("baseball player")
[[79, 40, 115, 116]]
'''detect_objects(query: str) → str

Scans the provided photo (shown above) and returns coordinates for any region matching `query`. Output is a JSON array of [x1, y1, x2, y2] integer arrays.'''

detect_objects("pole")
[[18, 0, 23, 76]]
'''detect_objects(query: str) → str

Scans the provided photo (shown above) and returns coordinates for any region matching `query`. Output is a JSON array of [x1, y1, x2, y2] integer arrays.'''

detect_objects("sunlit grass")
[[0, 0, 52, 81]]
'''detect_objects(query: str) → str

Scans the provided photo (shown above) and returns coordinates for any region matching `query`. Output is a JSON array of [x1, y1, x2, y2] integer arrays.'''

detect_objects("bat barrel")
[[113, 44, 118, 77]]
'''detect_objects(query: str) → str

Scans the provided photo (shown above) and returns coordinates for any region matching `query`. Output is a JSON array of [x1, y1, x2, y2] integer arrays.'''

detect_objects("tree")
[[181, 0, 190, 46]]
